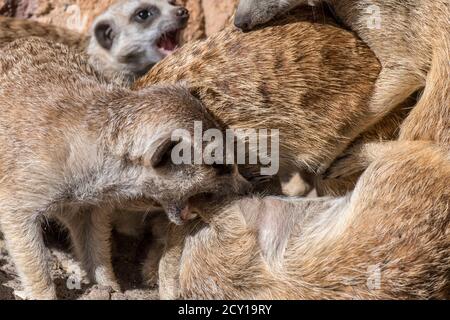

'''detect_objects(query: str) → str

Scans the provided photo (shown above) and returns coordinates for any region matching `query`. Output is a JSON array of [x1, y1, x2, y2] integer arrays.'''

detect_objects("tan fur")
[[0, 38, 248, 299], [134, 10, 415, 196], [134, 10, 382, 180], [0, 0, 190, 83], [318, 96, 414, 196], [159, 141, 450, 299], [235, 0, 450, 162], [0, 16, 89, 50]]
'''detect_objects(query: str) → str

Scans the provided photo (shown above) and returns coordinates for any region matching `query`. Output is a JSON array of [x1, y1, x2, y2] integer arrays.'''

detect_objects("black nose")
[[234, 15, 251, 31], [176, 7, 189, 18]]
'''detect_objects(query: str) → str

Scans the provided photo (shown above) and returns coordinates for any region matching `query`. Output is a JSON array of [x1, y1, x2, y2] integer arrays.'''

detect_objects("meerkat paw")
[[92, 268, 121, 292], [281, 172, 312, 197]]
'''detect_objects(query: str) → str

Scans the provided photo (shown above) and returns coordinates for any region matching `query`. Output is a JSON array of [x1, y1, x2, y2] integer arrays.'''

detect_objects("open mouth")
[[156, 29, 182, 56]]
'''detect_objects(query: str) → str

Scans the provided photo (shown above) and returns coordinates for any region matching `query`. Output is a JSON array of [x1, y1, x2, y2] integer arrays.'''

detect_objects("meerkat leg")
[[0, 210, 56, 300], [368, 67, 421, 128], [399, 42, 450, 144], [59, 206, 120, 291], [158, 224, 184, 300], [142, 213, 169, 287]]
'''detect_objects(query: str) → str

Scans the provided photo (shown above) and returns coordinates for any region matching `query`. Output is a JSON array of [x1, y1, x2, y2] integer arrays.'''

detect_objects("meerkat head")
[[109, 86, 251, 225], [89, 0, 189, 80], [235, 0, 308, 31]]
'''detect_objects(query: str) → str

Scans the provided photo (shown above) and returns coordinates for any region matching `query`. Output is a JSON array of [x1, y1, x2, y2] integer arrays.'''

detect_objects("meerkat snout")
[[235, 0, 283, 31]]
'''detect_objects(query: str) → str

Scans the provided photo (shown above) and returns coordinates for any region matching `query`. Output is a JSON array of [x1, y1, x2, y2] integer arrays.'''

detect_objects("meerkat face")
[[235, 0, 305, 31], [92, 0, 189, 76]]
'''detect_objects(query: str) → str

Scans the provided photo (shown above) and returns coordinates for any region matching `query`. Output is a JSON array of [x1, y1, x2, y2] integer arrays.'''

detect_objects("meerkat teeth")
[[157, 30, 179, 53]]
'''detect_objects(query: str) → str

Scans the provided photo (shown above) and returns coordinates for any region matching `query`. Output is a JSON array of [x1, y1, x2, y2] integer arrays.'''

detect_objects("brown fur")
[[0, 37, 248, 299], [159, 141, 450, 299], [0, 0, 190, 83]]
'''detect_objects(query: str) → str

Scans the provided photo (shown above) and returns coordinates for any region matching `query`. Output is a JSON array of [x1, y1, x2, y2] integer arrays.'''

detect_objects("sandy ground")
[[0, 221, 159, 300]]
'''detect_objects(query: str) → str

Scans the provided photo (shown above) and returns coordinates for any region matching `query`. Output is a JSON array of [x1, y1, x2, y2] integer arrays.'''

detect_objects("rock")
[[0, 0, 239, 41]]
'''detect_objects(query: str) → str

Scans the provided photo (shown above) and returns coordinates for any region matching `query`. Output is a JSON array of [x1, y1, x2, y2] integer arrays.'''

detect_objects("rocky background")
[[0, 0, 239, 41]]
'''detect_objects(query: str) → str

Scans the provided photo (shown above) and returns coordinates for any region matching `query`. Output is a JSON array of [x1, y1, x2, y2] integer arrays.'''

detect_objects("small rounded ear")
[[148, 137, 179, 168], [94, 20, 116, 50]]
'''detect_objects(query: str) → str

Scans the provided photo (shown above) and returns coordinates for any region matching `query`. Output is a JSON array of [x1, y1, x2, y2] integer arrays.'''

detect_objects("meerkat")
[[159, 141, 450, 300], [0, 0, 190, 82], [0, 37, 248, 300], [134, 9, 415, 195], [235, 0, 450, 172]]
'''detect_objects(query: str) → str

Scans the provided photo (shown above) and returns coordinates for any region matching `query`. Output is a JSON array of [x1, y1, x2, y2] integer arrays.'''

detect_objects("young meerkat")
[[0, 0, 189, 82], [134, 9, 412, 195], [159, 141, 450, 300], [235, 0, 450, 161], [0, 37, 248, 300]]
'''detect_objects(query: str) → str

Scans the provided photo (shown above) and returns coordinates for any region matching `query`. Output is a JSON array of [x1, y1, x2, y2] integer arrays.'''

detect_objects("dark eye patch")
[[133, 5, 160, 23]]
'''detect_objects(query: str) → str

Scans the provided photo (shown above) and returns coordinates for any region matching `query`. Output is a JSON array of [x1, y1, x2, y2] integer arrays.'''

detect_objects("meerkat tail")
[[0, 16, 89, 51], [399, 35, 450, 144]]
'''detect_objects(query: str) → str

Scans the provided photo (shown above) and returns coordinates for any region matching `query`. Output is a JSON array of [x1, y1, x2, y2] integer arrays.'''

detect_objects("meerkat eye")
[[168, 0, 177, 5]]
